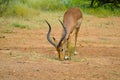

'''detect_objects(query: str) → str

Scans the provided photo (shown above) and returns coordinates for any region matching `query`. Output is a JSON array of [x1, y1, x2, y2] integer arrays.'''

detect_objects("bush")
[[0, 0, 9, 16], [1, 0, 120, 17]]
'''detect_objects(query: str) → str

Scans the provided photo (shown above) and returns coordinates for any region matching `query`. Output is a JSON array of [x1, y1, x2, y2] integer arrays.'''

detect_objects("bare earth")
[[0, 15, 120, 80]]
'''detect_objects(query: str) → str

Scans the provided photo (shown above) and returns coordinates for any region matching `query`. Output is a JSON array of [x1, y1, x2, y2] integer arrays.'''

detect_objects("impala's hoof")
[[74, 51, 78, 55], [64, 56, 71, 60]]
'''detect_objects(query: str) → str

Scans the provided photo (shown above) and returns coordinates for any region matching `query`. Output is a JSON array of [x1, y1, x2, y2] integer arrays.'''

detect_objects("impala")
[[45, 7, 83, 60]]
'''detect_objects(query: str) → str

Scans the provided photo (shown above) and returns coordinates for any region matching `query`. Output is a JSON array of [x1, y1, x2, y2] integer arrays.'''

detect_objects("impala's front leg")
[[64, 36, 71, 60]]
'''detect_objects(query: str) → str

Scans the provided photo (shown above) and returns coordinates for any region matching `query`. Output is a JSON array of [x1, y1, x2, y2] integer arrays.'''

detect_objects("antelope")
[[45, 7, 83, 60]]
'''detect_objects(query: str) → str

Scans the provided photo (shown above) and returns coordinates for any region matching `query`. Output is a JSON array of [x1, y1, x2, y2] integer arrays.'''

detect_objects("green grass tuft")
[[11, 22, 28, 29]]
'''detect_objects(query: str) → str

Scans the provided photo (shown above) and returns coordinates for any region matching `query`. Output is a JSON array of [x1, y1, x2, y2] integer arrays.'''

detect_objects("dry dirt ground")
[[0, 15, 120, 80]]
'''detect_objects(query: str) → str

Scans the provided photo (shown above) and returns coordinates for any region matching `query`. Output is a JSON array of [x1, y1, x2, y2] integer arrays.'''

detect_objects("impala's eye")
[[61, 49, 64, 51]]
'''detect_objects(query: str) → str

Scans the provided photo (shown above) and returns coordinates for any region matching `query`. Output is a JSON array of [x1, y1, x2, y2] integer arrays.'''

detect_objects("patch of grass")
[[81, 2, 120, 17], [68, 45, 75, 55], [85, 7, 120, 17], [4, 0, 39, 17], [11, 22, 29, 29], [10, 51, 43, 60], [97, 21, 114, 28], [29, 52, 43, 60], [104, 21, 114, 25], [2, 29, 13, 33], [109, 70, 120, 77], [37, 0, 67, 11], [2, 0, 120, 17]]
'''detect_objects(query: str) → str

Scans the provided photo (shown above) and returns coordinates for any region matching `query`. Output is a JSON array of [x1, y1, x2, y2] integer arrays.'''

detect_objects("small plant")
[[2, 29, 13, 33], [11, 22, 28, 29]]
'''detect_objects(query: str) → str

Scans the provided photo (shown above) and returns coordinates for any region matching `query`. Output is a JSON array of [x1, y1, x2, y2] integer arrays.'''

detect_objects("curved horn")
[[57, 19, 67, 48], [45, 20, 57, 48]]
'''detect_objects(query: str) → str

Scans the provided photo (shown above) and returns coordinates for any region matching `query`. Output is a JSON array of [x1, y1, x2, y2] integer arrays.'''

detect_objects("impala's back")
[[63, 7, 83, 39]]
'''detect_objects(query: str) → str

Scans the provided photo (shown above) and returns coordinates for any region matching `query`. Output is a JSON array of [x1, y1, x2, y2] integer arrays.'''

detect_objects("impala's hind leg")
[[74, 27, 80, 55], [74, 18, 82, 55]]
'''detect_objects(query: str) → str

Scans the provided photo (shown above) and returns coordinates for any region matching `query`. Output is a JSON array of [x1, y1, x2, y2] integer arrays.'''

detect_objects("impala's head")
[[45, 20, 67, 60]]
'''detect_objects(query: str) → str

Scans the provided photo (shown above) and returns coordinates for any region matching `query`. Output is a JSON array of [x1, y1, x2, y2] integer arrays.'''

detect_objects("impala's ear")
[[52, 37, 58, 44]]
